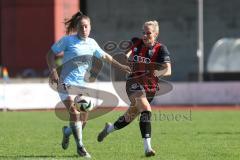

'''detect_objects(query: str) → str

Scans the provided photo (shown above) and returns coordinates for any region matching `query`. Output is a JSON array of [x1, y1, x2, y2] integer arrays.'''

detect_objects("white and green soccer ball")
[[74, 95, 95, 112]]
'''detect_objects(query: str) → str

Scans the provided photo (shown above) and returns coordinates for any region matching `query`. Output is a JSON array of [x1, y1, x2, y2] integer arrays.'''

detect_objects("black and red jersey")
[[126, 37, 171, 94]]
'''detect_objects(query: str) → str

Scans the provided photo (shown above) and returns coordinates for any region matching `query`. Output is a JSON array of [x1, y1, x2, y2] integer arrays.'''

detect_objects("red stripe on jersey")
[[150, 43, 161, 62], [129, 39, 162, 93], [138, 46, 148, 72]]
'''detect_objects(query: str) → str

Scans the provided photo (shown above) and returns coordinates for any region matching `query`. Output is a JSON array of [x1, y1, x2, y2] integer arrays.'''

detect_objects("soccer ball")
[[74, 95, 95, 112]]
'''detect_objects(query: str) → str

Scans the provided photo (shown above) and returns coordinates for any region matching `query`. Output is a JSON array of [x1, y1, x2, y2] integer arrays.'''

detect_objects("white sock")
[[107, 124, 115, 133], [143, 138, 152, 151], [70, 121, 83, 147]]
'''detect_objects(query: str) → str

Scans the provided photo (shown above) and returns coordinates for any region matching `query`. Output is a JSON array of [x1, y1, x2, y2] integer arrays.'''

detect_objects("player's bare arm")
[[46, 49, 59, 84], [102, 53, 131, 74], [153, 62, 171, 77]]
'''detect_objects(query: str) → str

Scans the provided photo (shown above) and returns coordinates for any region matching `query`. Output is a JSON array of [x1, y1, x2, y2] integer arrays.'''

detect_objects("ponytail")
[[64, 11, 90, 35]]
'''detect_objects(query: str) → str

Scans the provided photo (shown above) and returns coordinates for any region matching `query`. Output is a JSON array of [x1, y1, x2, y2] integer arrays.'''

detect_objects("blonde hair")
[[143, 20, 159, 36]]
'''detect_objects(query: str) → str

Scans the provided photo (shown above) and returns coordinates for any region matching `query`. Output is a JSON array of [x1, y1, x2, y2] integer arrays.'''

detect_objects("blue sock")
[[64, 126, 72, 137]]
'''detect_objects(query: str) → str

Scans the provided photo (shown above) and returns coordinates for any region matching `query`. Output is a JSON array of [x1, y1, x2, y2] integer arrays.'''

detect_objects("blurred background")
[[0, 0, 240, 109], [0, 0, 240, 80]]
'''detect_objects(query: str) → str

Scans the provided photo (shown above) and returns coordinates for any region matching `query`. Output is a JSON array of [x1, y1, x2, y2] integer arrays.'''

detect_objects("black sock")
[[113, 115, 130, 130], [139, 111, 152, 138]]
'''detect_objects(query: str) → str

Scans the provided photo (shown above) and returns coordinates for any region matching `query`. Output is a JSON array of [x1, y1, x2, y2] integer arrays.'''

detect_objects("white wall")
[[152, 82, 240, 105], [0, 82, 240, 110], [0, 82, 128, 110]]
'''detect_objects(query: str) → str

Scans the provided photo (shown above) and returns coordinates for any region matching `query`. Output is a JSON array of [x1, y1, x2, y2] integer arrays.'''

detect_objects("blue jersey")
[[51, 34, 106, 86]]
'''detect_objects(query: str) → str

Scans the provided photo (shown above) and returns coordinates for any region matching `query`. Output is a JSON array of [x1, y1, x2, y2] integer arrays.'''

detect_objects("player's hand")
[[50, 69, 59, 85], [88, 76, 96, 82], [153, 69, 166, 77], [84, 71, 97, 83], [85, 75, 97, 83], [121, 65, 131, 74]]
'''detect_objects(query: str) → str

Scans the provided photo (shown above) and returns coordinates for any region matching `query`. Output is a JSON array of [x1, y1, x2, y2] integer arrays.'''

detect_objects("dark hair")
[[64, 11, 90, 35]]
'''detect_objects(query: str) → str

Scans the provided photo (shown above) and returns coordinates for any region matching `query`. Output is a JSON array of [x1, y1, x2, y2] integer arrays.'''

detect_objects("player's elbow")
[[46, 49, 56, 67], [164, 63, 171, 76], [102, 53, 112, 64], [101, 54, 107, 61], [164, 69, 171, 76]]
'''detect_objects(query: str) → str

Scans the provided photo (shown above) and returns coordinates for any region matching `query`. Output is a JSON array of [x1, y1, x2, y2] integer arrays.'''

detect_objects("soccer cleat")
[[145, 149, 156, 157], [77, 146, 91, 158], [97, 122, 112, 142], [61, 126, 70, 150]]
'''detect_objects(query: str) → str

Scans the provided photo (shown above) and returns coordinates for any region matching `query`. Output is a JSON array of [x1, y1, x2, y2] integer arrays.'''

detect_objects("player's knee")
[[68, 107, 80, 122], [124, 107, 139, 122], [136, 98, 151, 112], [69, 106, 80, 115]]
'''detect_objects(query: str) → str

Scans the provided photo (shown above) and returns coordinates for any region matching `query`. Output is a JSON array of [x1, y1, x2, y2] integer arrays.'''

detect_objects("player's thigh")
[[127, 92, 150, 112], [59, 92, 79, 116], [62, 99, 79, 115]]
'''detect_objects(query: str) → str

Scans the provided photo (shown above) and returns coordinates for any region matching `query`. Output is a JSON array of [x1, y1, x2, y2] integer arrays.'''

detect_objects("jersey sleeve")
[[157, 45, 171, 63], [51, 36, 68, 54], [92, 39, 106, 59]]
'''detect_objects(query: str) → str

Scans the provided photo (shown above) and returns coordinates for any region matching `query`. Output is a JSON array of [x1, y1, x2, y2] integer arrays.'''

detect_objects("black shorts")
[[126, 80, 157, 104]]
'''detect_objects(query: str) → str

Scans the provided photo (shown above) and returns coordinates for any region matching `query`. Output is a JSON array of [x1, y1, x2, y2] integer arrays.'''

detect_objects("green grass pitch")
[[0, 109, 240, 160]]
